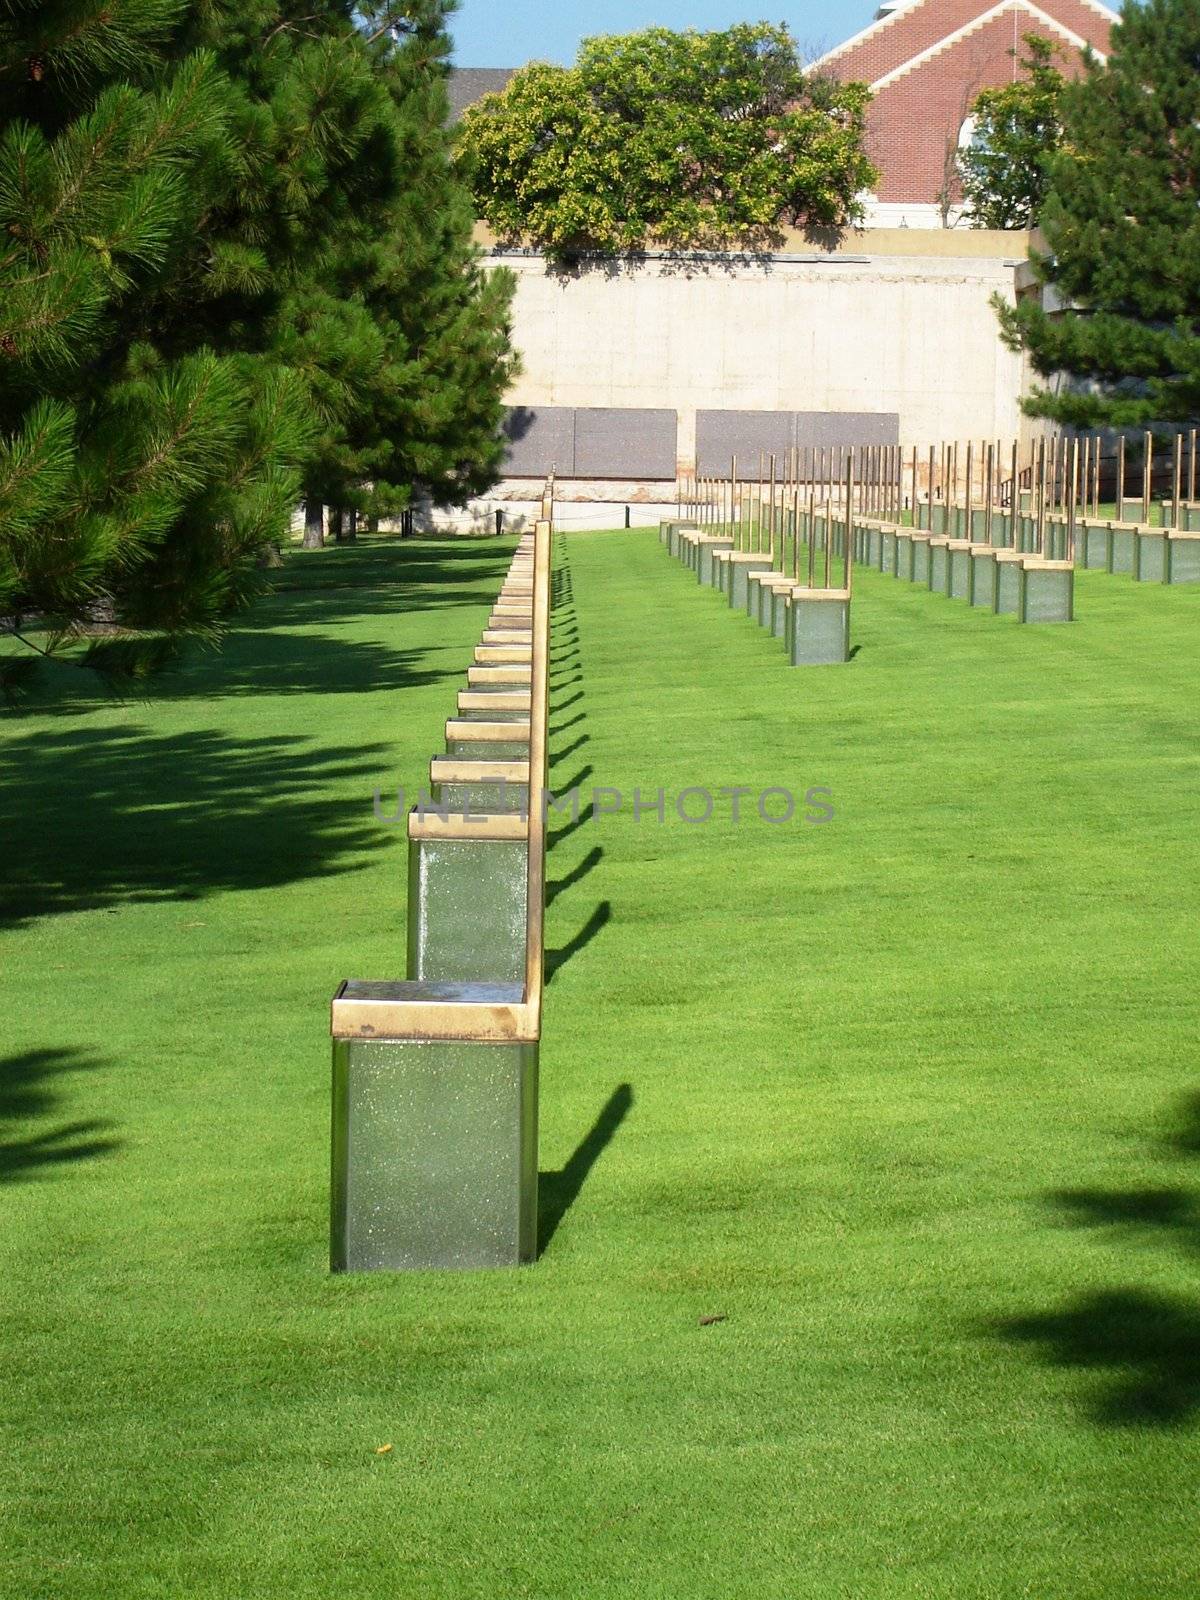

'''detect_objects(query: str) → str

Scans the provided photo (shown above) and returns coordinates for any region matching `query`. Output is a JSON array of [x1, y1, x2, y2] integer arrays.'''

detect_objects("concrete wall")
[[484, 227, 1030, 497], [423, 227, 1038, 528]]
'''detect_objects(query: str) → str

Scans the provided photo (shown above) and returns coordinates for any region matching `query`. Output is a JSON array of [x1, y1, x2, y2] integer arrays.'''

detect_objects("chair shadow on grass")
[[0, 1048, 121, 1186], [547, 806, 594, 852], [538, 1083, 632, 1255], [546, 901, 612, 983], [546, 846, 603, 908], [549, 733, 589, 768], [993, 1090, 1200, 1428]]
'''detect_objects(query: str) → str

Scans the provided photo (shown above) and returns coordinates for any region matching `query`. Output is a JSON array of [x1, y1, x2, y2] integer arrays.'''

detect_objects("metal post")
[[964, 440, 974, 543], [1094, 436, 1102, 517], [806, 475, 816, 590], [950, 441, 958, 533], [844, 454, 854, 592], [985, 442, 994, 545], [910, 445, 917, 523], [1143, 430, 1153, 524], [768, 453, 777, 565], [1067, 436, 1079, 563], [925, 445, 934, 531], [1036, 438, 1047, 555]]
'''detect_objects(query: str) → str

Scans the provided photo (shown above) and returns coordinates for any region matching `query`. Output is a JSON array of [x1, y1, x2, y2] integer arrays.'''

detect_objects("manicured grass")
[[3, 529, 1200, 1598]]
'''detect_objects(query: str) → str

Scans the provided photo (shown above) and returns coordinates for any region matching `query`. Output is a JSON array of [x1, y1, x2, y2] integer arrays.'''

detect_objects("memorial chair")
[[330, 511, 552, 1273]]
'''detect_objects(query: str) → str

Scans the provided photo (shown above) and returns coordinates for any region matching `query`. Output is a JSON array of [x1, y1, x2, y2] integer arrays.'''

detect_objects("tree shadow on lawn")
[[0, 1048, 121, 1185], [261, 540, 518, 629], [0, 724, 389, 928], [539, 1082, 632, 1255], [161, 539, 514, 698], [4, 540, 509, 715], [151, 630, 462, 702], [994, 1091, 1200, 1428]]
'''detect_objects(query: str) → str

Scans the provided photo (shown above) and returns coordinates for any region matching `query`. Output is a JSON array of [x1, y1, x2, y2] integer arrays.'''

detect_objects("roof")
[[814, 0, 1118, 79], [448, 68, 519, 122]]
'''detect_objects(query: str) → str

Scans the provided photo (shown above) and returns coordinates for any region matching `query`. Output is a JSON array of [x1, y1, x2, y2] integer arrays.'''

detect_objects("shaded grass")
[[2, 528, 1200, 1597]]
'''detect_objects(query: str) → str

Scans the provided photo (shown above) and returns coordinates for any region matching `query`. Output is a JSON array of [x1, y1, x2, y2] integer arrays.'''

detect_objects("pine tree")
[[0, 0, 517, 700], [997, 0, 1200, 426], [307, 0, 518, 525], [0, 1, 313, 695]]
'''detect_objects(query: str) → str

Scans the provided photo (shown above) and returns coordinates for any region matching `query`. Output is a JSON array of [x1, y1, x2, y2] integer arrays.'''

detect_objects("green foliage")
[[0, 0, 516, 693], [290, 0, 518, 517], [960, 35, 1068, 230], [997, 0, 1200, 426], [0, 2, 310, 686], [459, 24, 877, 262]]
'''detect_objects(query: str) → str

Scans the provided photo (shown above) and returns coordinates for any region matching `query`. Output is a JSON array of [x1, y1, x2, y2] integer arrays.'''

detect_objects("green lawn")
[[3, 530, 1199, 1598]]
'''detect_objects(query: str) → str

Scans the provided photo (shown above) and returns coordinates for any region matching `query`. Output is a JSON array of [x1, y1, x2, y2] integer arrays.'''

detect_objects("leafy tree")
[[332, 0, 517, 522], [243, 0, 515, 544], [996, 0, 1200, 426], [960, 36, 1068, 230], [458, 24, 877, 262]]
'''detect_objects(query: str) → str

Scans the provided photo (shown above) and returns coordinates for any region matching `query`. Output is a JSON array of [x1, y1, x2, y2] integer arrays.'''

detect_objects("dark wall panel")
[[794, 411, 898, 448], [502, 406, 576, 477], [696, 410, 793, 478], [504, 406, 900, 480], [573, 408, 677, 480], [698, 409, 900, 476], [503, 406, 678, 479]]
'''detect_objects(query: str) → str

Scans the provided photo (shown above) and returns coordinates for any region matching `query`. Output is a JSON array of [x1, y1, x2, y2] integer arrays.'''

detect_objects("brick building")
[[814, 0, 1116, 227]]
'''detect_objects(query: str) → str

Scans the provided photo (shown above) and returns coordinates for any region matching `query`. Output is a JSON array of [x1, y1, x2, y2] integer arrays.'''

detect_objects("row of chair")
[[848, 509, 1074, 621], [1072, 516, 1200, 583], [660, 488, 1073, 653], [659, 515, 853, 665], [928, 499, 1200, 584], [329, 495, 554, 1273]]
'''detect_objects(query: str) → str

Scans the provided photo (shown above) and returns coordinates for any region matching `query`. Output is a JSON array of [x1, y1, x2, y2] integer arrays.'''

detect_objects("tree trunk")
[[344, 508, 358, 543], [303, 498, 324, 549]]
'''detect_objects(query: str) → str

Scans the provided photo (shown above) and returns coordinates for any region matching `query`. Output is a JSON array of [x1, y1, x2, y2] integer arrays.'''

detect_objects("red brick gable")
[[817, 0, 1115, 210]]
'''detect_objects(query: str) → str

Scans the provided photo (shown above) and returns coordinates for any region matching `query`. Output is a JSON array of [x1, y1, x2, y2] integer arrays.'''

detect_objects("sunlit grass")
[[2, 527, 1199, 1597]]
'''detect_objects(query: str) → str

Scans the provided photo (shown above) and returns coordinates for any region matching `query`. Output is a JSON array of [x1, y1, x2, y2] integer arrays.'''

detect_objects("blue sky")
[[449, 2, 882, 68]]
